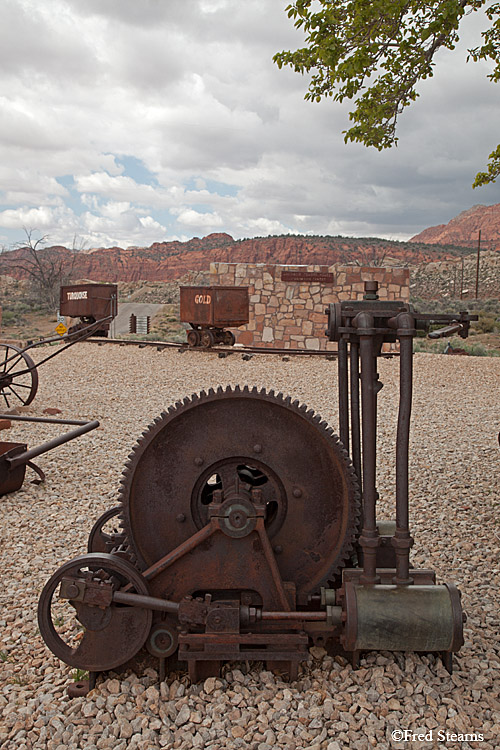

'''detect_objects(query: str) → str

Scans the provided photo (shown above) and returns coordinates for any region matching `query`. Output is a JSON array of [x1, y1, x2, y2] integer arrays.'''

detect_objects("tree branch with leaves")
[[274, 0, 500, 185]]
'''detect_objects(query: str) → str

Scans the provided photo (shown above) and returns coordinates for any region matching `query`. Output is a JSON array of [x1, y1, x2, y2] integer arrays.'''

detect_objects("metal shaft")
[[338, 337, 349, 453], [390, 313, 415, 584], [113, 591, 180, 614], [6, 419, 99, 469], [349, 341, 362, 495], [355, 312, 379, 584]]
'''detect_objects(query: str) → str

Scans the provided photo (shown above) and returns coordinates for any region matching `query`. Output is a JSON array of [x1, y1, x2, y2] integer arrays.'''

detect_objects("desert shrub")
[[475, 312, 498, 334]]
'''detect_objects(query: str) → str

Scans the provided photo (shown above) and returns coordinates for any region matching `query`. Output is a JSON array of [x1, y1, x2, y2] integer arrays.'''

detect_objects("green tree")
[[274, 1, 500, 186]]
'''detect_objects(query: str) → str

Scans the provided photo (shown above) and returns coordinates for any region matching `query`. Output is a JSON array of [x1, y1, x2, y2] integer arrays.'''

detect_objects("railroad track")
[[87, 337, 399, 358]]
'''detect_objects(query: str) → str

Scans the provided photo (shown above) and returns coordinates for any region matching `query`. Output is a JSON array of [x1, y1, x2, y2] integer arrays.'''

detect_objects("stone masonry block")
[[305, 338, 320, 350]]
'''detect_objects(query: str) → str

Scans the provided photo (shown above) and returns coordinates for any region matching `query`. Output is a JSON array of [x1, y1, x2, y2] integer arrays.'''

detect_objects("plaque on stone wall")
[[281, 271, 334, 283]]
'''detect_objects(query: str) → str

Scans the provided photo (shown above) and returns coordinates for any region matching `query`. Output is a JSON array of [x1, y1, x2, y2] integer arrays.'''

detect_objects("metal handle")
[[428, 323, 463, 339], [0, 415, 99, 469]]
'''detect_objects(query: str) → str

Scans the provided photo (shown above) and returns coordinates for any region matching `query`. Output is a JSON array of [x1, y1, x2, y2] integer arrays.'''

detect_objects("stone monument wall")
[[209, 263, 410, 350]]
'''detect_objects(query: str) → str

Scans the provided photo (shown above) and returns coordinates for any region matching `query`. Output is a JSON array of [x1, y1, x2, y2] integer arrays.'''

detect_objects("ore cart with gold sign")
[[180, 286, 249, 347]]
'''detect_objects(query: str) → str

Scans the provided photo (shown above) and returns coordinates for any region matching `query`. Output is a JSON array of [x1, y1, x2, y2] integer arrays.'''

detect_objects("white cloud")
[[0, 0, 498, 249], [175, 209, 224, 229]]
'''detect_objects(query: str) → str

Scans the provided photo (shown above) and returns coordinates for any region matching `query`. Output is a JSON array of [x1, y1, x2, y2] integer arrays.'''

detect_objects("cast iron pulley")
[[37, 553, 152, 672], [118, 386, 360, 603]]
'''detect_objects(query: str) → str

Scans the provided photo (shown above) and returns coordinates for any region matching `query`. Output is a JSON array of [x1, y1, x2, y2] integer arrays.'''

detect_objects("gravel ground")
[[0, 343, 499, 750]]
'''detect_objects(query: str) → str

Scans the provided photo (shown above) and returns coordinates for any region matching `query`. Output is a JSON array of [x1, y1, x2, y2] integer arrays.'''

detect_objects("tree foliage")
[[274, 1, 500, 185]]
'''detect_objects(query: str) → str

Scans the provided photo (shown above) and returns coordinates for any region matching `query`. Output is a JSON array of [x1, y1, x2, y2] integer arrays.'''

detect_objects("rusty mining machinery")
[[38, 282, 476, 687]]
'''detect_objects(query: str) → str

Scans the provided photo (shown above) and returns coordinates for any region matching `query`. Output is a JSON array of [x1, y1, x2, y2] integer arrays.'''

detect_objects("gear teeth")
[[116, 380, 361, 587]]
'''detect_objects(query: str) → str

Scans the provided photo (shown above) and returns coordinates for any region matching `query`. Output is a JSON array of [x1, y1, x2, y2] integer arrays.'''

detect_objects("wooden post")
[[475, 230, 481, 299]]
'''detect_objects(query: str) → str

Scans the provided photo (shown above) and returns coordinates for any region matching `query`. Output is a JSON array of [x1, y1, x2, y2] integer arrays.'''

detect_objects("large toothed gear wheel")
[[118, 386, 360, 604]]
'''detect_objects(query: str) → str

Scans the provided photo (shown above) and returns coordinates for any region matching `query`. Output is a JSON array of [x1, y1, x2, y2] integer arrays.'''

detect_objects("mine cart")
[[38, 284, 477, 690], [180, 285, 249, 347], [0, 284, 117, 407], [60, 283, 118, 338]]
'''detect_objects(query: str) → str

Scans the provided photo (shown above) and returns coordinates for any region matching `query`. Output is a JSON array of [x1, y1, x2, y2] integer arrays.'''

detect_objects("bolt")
[[253, 444, 262, 453], [274, 545, 283, 554], [194, 457, 204, 466], [292, 487, 302, 498], [176, 513, 186, 523], [66, 583, 79, 599]]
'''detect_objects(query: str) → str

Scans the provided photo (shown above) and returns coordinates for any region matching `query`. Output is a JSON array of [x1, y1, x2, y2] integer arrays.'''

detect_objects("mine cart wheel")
[[0, 344, 39, 408], [38, 552, 152, 672], [187, 329, 201, 348], [223, 331, 236, 346], [118, 386, 360, 606], [200, 330, 215, 348], [87, 507, 123, 553]]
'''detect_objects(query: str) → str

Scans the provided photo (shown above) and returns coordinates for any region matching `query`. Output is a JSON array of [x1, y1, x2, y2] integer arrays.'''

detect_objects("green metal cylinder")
[[343, 583, 463, 653]]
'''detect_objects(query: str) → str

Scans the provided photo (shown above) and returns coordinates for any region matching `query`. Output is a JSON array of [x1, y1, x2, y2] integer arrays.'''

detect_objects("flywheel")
[[118, 386, 360, 604]]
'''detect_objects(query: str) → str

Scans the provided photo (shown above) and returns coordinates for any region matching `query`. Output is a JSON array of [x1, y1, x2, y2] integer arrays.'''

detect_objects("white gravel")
[[0, 343, 499, 750]]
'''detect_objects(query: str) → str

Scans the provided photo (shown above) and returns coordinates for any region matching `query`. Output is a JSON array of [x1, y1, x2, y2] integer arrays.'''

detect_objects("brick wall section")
[[209, 263, 410, 350]]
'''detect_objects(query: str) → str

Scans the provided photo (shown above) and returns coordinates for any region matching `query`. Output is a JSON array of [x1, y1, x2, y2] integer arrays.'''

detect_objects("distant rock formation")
[[0, 232, 458, 284], [410, 204, 500, 248]]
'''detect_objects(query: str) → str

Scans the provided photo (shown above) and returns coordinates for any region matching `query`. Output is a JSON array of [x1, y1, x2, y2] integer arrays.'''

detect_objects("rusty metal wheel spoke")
[[0, 344, 38, 406], [37, 553, 152, 672], [87, 507, 123, 553], [187, 330, 200, 348], [118, 386, 360, 602], [200, 330, 215, 348]]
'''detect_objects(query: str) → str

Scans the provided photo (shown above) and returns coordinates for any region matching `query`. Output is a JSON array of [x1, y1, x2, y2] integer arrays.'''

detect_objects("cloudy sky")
[[0, 0, 499, 249]]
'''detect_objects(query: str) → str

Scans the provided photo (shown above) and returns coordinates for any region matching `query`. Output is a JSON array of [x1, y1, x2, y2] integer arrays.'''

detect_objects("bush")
[[475, 312, 498, 334]]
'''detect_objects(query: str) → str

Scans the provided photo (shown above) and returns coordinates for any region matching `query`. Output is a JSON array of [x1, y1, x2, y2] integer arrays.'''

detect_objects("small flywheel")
[[118, 386, 359, 604]]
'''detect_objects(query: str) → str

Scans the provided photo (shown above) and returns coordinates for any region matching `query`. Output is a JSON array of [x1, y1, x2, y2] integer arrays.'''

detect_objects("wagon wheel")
[[0, 344, 39, 407], [200, 330, 215, 348], [223, 331, 236, 346], [38, 553, 152, 672], [187, 330, 200, 348]]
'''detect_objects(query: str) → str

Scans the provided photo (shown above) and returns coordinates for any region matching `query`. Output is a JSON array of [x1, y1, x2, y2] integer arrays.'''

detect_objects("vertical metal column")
[[390, 312, 415, 584], [349, 341, 362, 497], [355, 312, 380, 585], [338, 337, 349, 454]]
